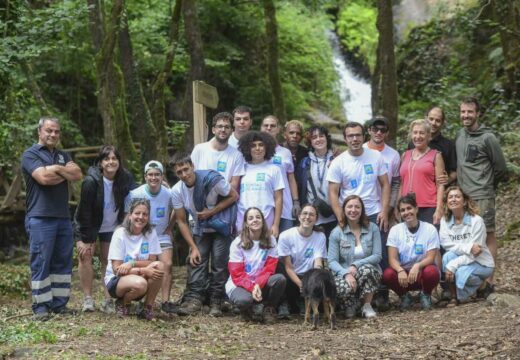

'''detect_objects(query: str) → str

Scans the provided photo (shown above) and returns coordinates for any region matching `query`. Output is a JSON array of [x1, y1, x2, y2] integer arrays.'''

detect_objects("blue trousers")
[[25, 217, 73, 314]]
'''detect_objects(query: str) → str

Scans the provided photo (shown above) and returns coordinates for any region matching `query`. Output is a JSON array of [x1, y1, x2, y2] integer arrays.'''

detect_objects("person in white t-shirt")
[[171, 153, 239, 317], [237, 131, 285, 237], [440, 186, 494, 306], [191, 112, 245, 190], [328, 122, 390, 232], [124, 160, 176, 313], [328, 195, 382, 319], [278, 204, 327, 316], [261, 115, 301, 232], [226, 207, 286, 323], [105, 199, 164, 320], [74, 145, 136, 314], [384, 193, 440, 311], [228, 105, 253, 148]]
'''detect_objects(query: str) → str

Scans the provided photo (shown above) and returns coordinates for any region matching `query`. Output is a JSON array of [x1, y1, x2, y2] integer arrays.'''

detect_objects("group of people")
[[21, 97, 508, 323]]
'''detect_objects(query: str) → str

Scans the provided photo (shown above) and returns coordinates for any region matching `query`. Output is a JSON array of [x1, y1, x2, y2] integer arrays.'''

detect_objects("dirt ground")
[[1, 185, 520, 360]]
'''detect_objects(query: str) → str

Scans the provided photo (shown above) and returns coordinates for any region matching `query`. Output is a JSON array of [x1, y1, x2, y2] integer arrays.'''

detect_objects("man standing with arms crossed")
[[456, 97, 508, 297], [22, 117, 83, 320]]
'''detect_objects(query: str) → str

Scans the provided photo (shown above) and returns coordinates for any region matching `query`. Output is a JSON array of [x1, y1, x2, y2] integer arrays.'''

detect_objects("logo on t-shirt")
[[217, 161, 227, 172], [304, 248, 314, 258], [256, 173, 266, 182], [156, 207, 166, 218], [272, 156, 282, 165], [415, 244, 424, 255], [350, 179, 358, 189], [245, 263, 252, 273], [58, 154, 65, 164], [141, 242, 149, 255], [364, 164, 374, 174]]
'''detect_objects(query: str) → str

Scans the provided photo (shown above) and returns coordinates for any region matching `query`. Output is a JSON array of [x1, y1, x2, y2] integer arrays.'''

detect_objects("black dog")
[[302, 268, 337, 330]]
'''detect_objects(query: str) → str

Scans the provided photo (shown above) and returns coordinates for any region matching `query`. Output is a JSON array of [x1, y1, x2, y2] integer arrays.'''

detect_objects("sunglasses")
[[371, 126, 388, 134]]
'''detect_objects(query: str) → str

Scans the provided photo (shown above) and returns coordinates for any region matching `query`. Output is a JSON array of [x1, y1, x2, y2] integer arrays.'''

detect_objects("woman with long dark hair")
[[74, 145, 135, 313]]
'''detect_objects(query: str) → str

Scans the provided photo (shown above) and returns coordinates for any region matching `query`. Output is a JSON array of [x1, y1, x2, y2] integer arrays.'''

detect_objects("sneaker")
[[263, 306, 277, 324], [138, 304, 154, 321], [32, 311, 51, 322], [115, 299, 130, 318], [476, 282, 495, 299], [177, 298, 202, 316], [344, 305, 357, 319], [161, 301, 179, 314], [361, 303, 377, 319], [374, 291, 390, 312], [251, 303, 264, 322], [52, 307, 77, 316], [419, 292, 433, 310], [221, 299, 233, 313], [100, 299, 116, 314], [209, 301, 223, 317], [277, 301, 291, 320], [399, 293, 413, 311], [82, 296, 95, 312]]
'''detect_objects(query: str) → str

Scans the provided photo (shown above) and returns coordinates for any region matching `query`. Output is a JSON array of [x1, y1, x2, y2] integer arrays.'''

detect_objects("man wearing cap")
[[22, 117, 83, 320], [228, 105, 253, 148], [124, 160, 176, 313], [363, 116, 400, 311], [191, 112, 245, 190]]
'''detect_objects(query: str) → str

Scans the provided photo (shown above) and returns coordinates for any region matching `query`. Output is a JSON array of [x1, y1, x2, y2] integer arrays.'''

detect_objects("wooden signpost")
[[193, 81, 219, 145]]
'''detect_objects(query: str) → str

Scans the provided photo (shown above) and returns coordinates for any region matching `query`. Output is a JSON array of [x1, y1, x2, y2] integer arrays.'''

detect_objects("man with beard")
[[191, 112, 246, 190]]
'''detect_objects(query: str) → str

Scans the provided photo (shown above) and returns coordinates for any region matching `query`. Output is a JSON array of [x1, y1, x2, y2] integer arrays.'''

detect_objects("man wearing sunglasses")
[[363, 116, 401, 312]]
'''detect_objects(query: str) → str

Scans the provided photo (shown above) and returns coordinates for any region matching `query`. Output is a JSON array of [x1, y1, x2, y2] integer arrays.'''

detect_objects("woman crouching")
[[104, 199, 164, 320]]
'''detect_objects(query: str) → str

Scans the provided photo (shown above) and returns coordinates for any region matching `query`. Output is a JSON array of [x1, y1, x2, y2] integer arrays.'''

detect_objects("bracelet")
[[129, 259, 136, 267]]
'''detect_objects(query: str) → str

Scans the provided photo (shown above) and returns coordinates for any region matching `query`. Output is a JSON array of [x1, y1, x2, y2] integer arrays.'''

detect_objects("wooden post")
[[192, 80, 219, 145]]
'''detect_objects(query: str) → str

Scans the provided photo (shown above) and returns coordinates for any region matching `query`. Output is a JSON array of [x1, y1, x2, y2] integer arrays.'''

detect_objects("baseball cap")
[[144, 160, 163, 174]]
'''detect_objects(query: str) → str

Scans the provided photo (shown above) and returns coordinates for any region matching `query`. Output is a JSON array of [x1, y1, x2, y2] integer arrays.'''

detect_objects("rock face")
[[487, 293, 520, 310]]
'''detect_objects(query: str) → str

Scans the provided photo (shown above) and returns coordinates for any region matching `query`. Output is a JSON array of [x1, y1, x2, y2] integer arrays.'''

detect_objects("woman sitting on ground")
[[226, 207, 286, 323], [439, 186, 494, 306], [74, 145, 136, 313], [384, 193, 440, 311], [104, 199, 164, 320], [278, 204, 327, 316], [328, 195, 382, 319]]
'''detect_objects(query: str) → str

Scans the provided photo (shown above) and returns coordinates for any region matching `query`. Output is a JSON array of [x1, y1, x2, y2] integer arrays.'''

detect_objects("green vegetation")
[[0, 323, 57, 345], [0, 264, 30, 299]]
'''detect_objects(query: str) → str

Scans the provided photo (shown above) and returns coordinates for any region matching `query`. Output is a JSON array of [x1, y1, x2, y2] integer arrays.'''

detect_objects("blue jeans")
[[25, 217, 73, 314], [279, 218, 294, 234]]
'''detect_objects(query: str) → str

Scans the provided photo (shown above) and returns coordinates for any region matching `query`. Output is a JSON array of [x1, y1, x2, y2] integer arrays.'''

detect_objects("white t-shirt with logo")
[[225, 235, 278, 295], [237, 161, 285, 231], [124, 185, 173, 245], [277, 227, 327, 274], [191, 141, 245, 182], [228, 133, 239, 148], [171, 177, 231, 233], [327, 148, 387, 216], [363, 143, 400, 185], [104, 227, 162, 285], [99, 177, 118, 233], [271, 145, 295, 220], [386, 221, 440, 270]]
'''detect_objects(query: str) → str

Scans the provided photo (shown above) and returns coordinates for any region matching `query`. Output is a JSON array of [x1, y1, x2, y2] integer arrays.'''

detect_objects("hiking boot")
[[361, 303, 377, 319], [177, 298, 202, 316], [419, 292, 433, 310], [263, 306, 277, 324], [82, 296, 95, 312], [277, 301, 291, 320], [115, 299, 130, 318], [344, 305, 357, 319], [52, 307, 77, 316], [138, 304, 154, 321], [221, 299, 233, 313], [374, 290, 390, 312], [100, 299, 116, 314], [476, 282, 495, 299], [251, 303, 264, 322], [209, 300, 223, 317], [161, 301, 179, 314], [32, 311, 51, 322], [399, 293, 413, 311]]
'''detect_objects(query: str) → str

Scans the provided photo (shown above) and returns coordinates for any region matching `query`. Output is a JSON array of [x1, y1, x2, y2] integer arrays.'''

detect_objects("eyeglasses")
[[214, 125, 231, 130], [371, 127, 388, 134]]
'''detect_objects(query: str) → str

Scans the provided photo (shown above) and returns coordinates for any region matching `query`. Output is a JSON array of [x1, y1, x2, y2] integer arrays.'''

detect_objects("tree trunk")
[[182, 0, 205, 150], [262, 0, 287, 123], [371, 39, 382, 115], [151, 0, 182, 160], [118, 15, 159, 165], [87, 0, 138, 171], [374, 0, 398, 146], [491, 0, 520, 100], [21, 62, 50, 116]]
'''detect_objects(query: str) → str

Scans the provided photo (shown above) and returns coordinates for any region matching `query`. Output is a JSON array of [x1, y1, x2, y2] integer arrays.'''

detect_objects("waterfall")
[[327, 30, 372, 124]]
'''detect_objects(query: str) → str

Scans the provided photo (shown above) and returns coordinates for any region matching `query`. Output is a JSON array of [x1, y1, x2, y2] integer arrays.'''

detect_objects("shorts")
[[475, 198, 495, 232], [160, 242, 173, 250], [106, 276, 121, 298], [99, 232, 113, 243]]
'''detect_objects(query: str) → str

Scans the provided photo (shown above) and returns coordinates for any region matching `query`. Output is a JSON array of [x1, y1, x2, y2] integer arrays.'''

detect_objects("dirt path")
[[1, 185, 519, 359]]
